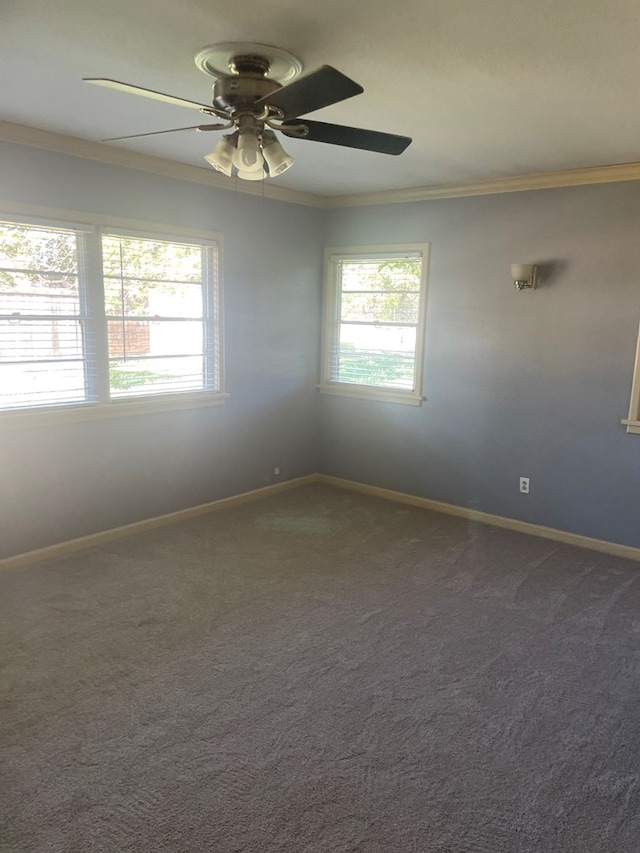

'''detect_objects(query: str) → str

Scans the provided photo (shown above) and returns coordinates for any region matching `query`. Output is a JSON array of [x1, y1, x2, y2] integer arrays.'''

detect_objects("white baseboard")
[[317, 474, 640, 562], [4, 472, 640, 571], [0, 474, 320, 572]]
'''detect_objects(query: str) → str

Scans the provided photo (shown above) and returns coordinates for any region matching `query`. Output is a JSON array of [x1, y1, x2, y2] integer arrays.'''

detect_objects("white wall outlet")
[[273, 467, 280, 476], [519, 477, 530, 494]]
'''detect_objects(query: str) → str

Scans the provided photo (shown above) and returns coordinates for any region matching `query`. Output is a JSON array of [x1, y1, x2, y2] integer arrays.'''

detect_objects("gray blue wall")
[[0, 143, 325, 558], [3, 142, 640, 557], [322, 184, 640, 548]]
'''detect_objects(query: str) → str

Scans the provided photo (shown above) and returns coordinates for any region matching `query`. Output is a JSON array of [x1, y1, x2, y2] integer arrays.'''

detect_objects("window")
[[320, 244, 429, 405], [0, 216, 223, 417], [0, 220, 91, 410], [622, 321, 640, 434], [102, 232, 219, 399]]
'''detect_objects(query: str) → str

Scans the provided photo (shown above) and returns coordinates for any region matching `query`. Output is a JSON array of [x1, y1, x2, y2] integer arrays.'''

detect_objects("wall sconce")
[[511, 263, 537, 291]]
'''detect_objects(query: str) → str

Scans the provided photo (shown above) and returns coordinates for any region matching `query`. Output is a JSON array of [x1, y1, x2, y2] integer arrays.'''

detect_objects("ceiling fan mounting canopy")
[[194, 42, 304, 83], [228, 54, 272, 77], [197, 43, 304, 116]]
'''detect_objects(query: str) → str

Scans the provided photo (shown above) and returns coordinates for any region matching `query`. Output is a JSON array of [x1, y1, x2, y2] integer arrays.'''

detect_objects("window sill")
[[0, 392, 229, 429], [621, 418, 640, 434], [318, 383, 425, 407]]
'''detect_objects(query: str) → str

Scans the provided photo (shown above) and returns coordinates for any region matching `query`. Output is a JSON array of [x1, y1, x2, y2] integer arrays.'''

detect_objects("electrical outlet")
[[273, 467, 280, 476], [519, 477, 530, 494]]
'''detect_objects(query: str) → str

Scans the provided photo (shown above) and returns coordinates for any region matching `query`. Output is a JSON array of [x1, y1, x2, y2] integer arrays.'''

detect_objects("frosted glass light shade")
[[237, 167, 266, 181], [510, 263, 534, 282], [232, 132, 263, 172], [204, 136, 235, 176], [262, 134, 294, 176], [510, 263, 537, 290]]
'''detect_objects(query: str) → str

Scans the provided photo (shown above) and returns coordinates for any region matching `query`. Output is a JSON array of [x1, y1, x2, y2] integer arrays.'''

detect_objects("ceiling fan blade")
[[281, 119, 412, 155], [255, 66, 363, 121], [84, 78, 212, 111], [102, 124, 227, 142]]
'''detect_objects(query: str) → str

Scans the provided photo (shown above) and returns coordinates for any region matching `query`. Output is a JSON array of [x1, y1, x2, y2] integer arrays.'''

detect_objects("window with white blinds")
[[102, 233, 219, 400], [0, 221, 93, 410], [320, 244, 429, 405], [0, 217, 222, 414]]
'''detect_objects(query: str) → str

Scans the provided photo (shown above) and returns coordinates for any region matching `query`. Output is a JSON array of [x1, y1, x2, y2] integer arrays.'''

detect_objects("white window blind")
[[321, 246, 428, 403], [0, 221, 94, 410]]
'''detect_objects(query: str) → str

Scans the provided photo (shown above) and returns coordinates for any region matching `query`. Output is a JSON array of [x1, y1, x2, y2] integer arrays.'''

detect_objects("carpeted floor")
[[2, 483, 640, 852]]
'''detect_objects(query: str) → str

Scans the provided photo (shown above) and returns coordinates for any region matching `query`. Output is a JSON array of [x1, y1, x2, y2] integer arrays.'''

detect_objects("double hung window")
[[0, 221, 90, 410], [0, 216, 223, 416], [102, 232, 219, 400], [320, 244, 429, 405]]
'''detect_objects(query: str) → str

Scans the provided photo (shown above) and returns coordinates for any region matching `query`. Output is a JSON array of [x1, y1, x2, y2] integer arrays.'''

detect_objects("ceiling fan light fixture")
[[232, 130, 264, 172], [262, 131, 294, 176], [88, 48, 413, 186], [204, 133, 236, 176]]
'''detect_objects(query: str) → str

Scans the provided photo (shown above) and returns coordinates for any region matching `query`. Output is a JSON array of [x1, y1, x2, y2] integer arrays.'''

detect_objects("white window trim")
[[0, 204, 225, 424], [318, 243, 429, 406], [621, 321, 640, 434]]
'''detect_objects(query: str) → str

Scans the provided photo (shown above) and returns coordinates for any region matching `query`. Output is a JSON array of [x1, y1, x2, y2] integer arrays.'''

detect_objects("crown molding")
[[3, 121, 640, 210], [324, 161, 640, 208], [0, 121, 322, 208]]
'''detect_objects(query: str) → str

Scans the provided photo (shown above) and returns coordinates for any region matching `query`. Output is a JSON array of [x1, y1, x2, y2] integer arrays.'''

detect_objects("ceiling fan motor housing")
[[212, 72, 281, 114]]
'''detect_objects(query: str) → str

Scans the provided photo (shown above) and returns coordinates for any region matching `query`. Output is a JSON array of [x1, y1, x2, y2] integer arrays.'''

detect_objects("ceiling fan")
[[84, 42, 412, 181]]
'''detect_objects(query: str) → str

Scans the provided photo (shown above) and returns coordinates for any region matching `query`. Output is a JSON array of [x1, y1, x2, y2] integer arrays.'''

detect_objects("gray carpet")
[[2, 483, 640, 852]]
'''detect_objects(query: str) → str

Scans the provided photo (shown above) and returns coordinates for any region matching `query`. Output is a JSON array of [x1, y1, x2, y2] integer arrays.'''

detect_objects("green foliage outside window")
[[336, 344, 414, 387], [339, 259, 421, 324], [334, 257, 422, 389], [0, 224, 78, 291]]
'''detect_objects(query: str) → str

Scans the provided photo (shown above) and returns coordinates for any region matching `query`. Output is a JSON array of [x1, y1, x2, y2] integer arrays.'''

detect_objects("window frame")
[[0, 207, 225, 425], [621, 321, 640, 434], [319, 243, 430, 406], [0, 215, 95, 411]]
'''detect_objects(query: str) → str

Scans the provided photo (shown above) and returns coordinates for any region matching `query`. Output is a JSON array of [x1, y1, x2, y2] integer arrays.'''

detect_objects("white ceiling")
[[2, 0, 640, 197]]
